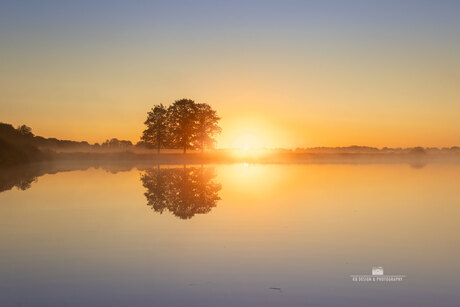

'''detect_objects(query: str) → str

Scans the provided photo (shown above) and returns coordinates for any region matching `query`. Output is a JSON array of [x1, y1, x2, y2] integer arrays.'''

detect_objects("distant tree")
[[167, 99, 197, 153], [101, 138, 133, 150], [0, 123, 17, 139], [141, 104, 169, 153], [119, 140, 133, 149], [16, 125, 34, 137], [101, 139, 115, 148], [409, 147, 426, 155], [135, 140, 154, 149], [193, 103, 221, 152]]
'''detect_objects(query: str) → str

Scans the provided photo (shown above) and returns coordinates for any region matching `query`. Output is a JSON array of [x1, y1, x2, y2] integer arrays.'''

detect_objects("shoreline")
[[52, 151, 460, 164]]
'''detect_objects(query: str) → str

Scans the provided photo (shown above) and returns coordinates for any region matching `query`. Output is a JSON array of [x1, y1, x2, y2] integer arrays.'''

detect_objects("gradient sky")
[[1, 0, 459, 148]]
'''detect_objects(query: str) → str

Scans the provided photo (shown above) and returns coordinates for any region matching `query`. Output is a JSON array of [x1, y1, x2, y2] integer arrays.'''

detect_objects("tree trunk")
[[157, 134, 161, 153], [201, 135, 204, 153]]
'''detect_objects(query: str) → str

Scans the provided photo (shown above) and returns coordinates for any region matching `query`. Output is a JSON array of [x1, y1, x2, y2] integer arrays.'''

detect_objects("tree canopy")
[[193, 103, 221, 152], [141, 104, 169, 153], [141, 99, 221, 153]]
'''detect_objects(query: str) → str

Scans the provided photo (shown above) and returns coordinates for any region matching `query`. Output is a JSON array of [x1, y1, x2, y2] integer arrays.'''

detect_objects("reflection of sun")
[[232, 134, 262, 151]]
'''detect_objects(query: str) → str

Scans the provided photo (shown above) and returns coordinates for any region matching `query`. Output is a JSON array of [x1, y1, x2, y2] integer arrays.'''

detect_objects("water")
[[0, 162, 459, 306]]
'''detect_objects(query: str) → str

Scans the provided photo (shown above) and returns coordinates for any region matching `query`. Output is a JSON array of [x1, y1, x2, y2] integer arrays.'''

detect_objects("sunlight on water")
[[0, 163, 459, 306]]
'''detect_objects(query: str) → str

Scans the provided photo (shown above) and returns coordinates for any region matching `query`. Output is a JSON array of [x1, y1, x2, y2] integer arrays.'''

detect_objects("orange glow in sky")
[[1, 1, 459, 148]]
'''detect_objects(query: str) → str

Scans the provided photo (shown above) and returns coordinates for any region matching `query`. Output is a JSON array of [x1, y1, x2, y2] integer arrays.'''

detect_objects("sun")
[[232, 133, 262, 151]]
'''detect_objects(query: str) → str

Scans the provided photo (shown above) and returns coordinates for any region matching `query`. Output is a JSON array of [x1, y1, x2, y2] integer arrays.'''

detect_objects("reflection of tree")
[[141, 166, 221, 219], [0, 163, 134, 194], [0, 164, 41, 192]]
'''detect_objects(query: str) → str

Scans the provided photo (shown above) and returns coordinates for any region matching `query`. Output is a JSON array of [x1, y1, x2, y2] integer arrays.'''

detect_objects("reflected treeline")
[[141, 166, 221, 219], [0, 162, 138, 193], [0, 166, 38, 192], [0, 163, 222, 220]]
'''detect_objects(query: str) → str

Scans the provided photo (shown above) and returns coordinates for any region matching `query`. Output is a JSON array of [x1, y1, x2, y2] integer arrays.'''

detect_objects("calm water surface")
[[0, 163, 459, 306]]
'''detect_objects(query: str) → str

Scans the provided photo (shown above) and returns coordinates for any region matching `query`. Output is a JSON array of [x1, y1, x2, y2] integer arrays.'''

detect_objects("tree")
[[141, 99, 221, 153], [141, 104, 169, 153], [101, 138, 133, 150], [167, 99, 197, 153], [16, 125, 34, 137], [193, 103, 221, 152]]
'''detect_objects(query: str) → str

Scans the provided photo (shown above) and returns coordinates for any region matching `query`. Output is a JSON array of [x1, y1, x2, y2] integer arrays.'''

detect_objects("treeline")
[[141, 98, 221, 153], [0, 123, 44, 165], [0, 122, 91, 152], [0, 122, 136, 165], [0, 122, 136, 150], [0, 98, 220, 165], [293, 145, 460, 154]]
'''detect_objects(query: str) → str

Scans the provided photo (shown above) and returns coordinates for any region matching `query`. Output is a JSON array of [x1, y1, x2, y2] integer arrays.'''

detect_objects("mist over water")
[[0, 162, 459, 306]]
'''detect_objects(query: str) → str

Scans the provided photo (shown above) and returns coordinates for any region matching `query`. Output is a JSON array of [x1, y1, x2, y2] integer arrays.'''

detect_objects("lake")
[[0, 162, 459, 306]]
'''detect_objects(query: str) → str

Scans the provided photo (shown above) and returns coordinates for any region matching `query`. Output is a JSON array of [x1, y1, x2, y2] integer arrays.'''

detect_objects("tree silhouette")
[[167, 99, 197, 153], [101, 138, 133, 150], [141, 99, 221, 153], [141, 104, 169, 153], [141, 166, 221, 219], [193, 103, 222, 152], [16, 125, 34, 137]]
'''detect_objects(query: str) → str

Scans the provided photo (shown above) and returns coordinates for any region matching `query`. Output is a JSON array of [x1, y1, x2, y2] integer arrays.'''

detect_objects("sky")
[[1, 0, 459, 148]]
